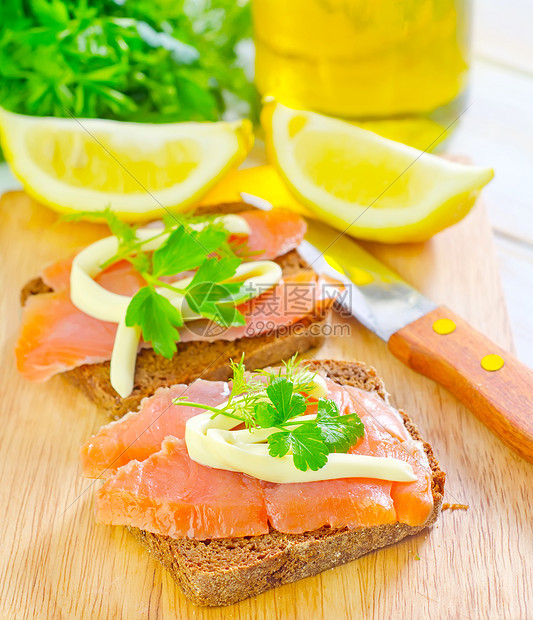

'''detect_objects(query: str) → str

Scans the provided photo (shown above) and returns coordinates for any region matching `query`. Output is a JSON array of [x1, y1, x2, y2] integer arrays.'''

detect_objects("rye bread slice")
[[127, 359, 446, 607], [20, 203, 330, 419]]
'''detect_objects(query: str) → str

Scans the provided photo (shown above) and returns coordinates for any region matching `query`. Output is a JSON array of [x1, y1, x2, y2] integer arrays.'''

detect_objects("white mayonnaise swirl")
[[184, 374, 417, 484]]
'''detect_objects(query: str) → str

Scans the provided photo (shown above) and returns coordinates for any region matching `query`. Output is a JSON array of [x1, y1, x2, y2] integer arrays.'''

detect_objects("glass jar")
[[252, 0, 470, 147]]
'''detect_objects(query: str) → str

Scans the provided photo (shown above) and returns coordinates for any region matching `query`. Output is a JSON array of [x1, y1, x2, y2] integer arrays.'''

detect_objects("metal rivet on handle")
[[481, 354, 505, 371], [432, 318, 456, 335]]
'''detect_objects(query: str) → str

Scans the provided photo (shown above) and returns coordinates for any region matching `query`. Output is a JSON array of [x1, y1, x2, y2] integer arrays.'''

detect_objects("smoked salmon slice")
[[342, 387, 434, 526], [16, 261, 146, 382], [16, 291, 118, 382], [41, 252, 77, 291], [87, 375, 434, 539], [81, 380, 229, 478], [262, 478, 396, 534], [389, 441, 434, 526], [97, 437, 270, 540], [237, 209, 306, 259]]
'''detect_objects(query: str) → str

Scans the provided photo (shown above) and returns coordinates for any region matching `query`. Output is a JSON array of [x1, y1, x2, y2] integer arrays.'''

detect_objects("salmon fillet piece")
[[237, 209, 306, 259], [97, 437, 270, 540], [81, 380, 229, 478]]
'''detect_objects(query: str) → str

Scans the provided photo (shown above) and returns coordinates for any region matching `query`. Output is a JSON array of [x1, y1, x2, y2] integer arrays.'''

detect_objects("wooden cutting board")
[[1, 191, 531, 620]]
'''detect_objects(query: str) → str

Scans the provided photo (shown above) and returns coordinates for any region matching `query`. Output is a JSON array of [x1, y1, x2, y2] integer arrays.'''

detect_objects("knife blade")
[[297, 235, 437, 342], [298, 219, 533, 464]]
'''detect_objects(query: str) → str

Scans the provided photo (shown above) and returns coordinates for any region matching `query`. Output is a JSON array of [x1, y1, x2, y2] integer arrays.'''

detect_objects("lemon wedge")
[[0, 108, 253, 221], [262, 102, 494, 243], [198, 164, 313, 217]]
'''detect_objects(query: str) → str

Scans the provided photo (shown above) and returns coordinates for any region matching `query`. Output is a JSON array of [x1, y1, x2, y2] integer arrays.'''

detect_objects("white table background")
[[1, 0, 531, 365], [449, 0, 533, 365]]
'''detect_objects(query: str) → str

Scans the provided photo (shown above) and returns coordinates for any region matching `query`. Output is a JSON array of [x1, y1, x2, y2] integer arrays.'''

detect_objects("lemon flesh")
[[198, 164, 314, 217], [262, 102, 493, 243], [0, 108, 253, 221]]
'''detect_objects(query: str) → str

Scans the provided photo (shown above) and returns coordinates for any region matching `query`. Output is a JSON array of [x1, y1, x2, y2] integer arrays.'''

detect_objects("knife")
[[298, 219, 533, 464]]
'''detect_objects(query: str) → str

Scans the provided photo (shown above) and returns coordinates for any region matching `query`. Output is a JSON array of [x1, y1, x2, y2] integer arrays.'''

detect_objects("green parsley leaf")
[[0, 0, 257, 139], [102, 208, 137, 247], [152, 225, 229, 277], [125, 287, 183, 358], [254, 401, 277, 428], [208, 302, 246, 327], [187, 256, 242, 292], [199, 292, 247, 325], [315, 398, 365, 453], [269, 378, 307, 420], [268, 424, 329, 471], [266, 378, 294, 422], [266, 430, 291, 458], [185, 256, 245, 326], [255, 378, 307, 427], [127, 252, 151, 275], [187, 289, 245, 327]]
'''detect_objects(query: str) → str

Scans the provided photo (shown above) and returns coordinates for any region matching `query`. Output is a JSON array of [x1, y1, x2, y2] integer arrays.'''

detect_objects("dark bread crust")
[[128, 360, 445, 606], [65, 313, 326, 420], [20, 202, 330, 419]]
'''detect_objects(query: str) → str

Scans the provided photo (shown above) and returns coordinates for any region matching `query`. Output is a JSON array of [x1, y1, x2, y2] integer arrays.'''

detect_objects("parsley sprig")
[[67, 209, 248, 358], [175, 357, 365, 472], [0, 0, 257, 125]]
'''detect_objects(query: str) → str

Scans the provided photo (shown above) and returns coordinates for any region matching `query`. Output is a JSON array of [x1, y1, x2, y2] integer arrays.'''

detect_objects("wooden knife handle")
[[388, 306, 533, 463]]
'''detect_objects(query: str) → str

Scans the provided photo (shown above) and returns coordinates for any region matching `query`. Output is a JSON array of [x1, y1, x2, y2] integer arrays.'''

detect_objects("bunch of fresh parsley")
[[70, 208, 247, 358], [175, 357, 366, 472], [0, 0, 257, 123]]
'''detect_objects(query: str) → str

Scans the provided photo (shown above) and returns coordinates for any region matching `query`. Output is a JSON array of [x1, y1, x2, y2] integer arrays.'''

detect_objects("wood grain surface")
[[1, 191, 532, 620]]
